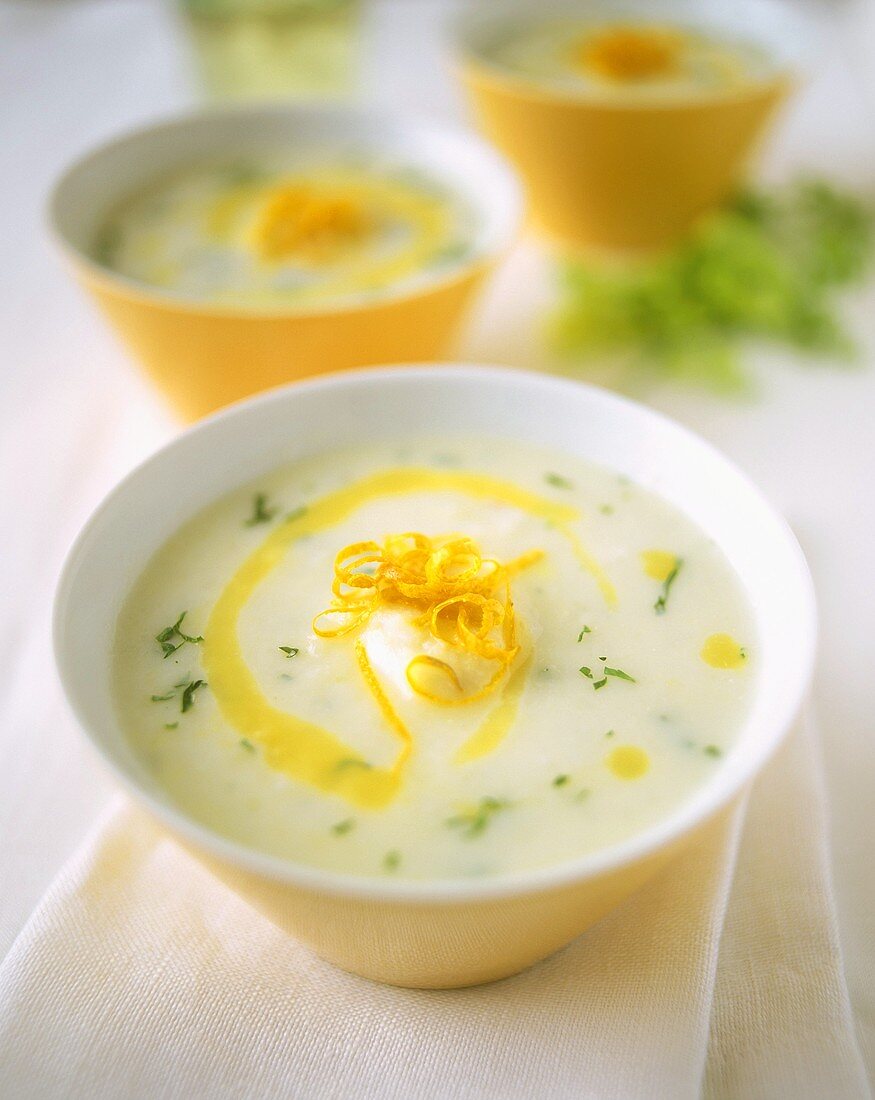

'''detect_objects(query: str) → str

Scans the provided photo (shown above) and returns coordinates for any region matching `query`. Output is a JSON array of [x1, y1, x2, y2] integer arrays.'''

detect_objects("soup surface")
[[114, 439, 755, 880], [474, 17, 775, 97], [93, 154, 477, 307]]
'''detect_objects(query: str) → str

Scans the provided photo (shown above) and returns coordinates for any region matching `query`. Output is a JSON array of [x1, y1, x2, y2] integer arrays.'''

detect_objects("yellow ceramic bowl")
[[54, 365, 816, 988], [457, 0, 809, 250], [48, 107, 522, 421]]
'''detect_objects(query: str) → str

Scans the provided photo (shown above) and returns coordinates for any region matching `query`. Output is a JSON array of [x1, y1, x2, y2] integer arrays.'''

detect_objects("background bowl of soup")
[[457, 0, 810, 250], [48, 107, 522, 421], [54, 365, 816, 988]]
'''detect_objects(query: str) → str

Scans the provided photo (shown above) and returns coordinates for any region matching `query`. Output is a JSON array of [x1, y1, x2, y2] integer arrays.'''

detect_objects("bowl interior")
[[48, 105, 522, 308], [54, 366, 816, 898], [457, 0, 814, 89]]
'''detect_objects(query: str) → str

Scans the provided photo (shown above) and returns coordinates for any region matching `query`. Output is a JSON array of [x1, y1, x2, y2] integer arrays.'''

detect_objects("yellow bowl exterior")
[[74, 264, 491, 421], [172, 809, 720, 988], [461, 63, 792, 250]]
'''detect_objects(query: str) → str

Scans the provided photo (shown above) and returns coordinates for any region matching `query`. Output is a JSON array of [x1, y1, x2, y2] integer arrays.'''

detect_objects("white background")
[[1, 0, 872, 1075]]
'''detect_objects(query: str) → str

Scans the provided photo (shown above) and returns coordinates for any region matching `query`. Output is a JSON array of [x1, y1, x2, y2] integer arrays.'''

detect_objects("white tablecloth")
[[1, 0, 873, 1093]]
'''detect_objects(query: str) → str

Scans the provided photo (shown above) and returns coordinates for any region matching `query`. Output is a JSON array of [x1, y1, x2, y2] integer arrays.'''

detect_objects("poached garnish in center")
[[313, 531, 543, 706]]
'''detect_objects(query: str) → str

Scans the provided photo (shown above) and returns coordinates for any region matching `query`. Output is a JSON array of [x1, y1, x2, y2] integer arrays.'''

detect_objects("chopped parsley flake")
[[655, 560, 683, 615], [605, 729, 615, 738], [245, 493, 277, 526], [545, 472, 573, 489], [164, 722, 178, 731], [155, 611, 203, 659], [553, 774, 570, 787], [240, 738, 255, 752], [604, 667, 636, 683], [579, 666, 593, 679], [278, 646, 299, 658], [446, 797, 510, 839], [181, 678, 207, 713], [599, 504, 614, 516], [383, 850, 401, 871], [577, 626, 592, 641], [332, 818, 355, 836], [151, 676, 208, 714], [704, 744, 723, 758], [593, 677, 608, 690]]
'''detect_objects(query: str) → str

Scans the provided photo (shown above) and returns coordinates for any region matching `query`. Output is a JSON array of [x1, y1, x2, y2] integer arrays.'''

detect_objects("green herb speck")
[[579, 666, 593, 679], [553, 774, 570, 787], [279, 646, 299, 658], [181, 678, 207, 713], [446, 797, 510, 839], [332, 818, 355, 836], [577, 626, 592, 641], [604, 666, 636, 683], [545, 472, 573, 489], [383, 850, 401, 871], [704, 744, 723, 758], [655, 560, 683, 615], [240, 738, 255, 752], [245, 493, 277, 526]]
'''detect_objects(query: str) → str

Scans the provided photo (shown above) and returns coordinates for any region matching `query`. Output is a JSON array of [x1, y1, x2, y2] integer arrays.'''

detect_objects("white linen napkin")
[[0, 714, 869, 1100]]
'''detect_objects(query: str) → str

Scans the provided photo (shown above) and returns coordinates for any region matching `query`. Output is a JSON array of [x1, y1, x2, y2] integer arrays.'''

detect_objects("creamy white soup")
[[475, 18, 774, 97], [93, 154, 477, 308], [114, 439, 755, 880]]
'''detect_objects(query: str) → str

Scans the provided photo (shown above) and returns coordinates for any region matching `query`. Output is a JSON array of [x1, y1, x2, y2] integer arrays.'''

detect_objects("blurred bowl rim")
[[46, 102, 524, 320], [53, 363, 818, 905], [453, 0, 818, 109]]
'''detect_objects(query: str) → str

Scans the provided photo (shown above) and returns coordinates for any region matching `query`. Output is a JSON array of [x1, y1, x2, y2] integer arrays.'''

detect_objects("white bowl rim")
[[46, 103, 524, 319], [53, 364, 817, 904]]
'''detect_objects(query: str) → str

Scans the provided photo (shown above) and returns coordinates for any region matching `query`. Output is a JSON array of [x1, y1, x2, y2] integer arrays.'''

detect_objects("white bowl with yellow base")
[[54, 365, 815, 988], [48, 108, 522, 421]]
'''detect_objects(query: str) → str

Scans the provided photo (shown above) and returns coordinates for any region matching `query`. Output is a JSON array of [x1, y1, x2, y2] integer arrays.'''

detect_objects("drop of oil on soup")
[[113, 439, 756, 880], [477, 17, 777, 97], [92, 153, 476, 308]]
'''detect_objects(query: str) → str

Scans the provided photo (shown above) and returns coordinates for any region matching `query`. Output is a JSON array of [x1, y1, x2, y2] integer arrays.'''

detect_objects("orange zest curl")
[[313, 533, 543, 705], [575, 25, 683, 82]]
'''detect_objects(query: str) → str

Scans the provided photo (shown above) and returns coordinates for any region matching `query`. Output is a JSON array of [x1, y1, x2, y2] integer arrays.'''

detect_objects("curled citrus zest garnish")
[[251, 185, 371, 264], [575, 25, 684, 82], [354, 639, 412, 766], [314, 533, 543, 705]]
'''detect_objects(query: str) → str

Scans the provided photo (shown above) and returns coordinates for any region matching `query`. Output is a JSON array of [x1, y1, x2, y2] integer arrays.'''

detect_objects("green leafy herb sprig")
[[551, 180, 873, 393], [155, 612, 203, 659]]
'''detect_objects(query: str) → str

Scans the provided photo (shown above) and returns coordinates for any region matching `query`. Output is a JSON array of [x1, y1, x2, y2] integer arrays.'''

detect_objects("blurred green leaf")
[[551, 179, 872, 393]]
